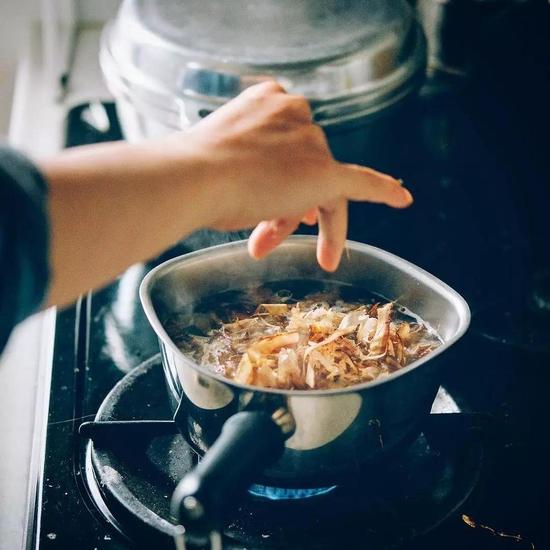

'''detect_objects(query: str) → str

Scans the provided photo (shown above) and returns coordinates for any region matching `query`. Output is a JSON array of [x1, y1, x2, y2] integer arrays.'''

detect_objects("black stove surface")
[[32, 24, 550, 549], [84, 356, 483, 550]]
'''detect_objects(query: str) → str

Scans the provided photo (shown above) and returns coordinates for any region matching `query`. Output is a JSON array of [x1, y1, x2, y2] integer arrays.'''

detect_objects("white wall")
[[0, 0, 41, 136], [0, 0, 119, 137], [76, 0, 119, 22]]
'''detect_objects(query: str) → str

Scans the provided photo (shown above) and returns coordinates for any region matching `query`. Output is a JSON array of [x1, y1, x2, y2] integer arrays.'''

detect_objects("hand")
[[184, 81, 413, 271], [41, 82, 412, 307]]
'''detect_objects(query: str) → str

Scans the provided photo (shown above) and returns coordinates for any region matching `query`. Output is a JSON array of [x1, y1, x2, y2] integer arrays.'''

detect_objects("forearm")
[[40, 138, 211, 307], [36, 82, 410, 307]]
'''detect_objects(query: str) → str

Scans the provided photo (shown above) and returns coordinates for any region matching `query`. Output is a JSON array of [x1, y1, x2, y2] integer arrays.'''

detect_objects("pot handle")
[[171, 408, 294, 543]]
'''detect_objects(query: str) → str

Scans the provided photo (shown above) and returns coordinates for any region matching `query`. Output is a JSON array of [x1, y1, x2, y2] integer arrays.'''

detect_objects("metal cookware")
[[139, 236, 470, 543], [100, 0, 426, 144]]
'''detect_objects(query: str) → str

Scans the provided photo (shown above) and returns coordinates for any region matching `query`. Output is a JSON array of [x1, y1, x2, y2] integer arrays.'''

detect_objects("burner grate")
[[81, 356, 484, 549]]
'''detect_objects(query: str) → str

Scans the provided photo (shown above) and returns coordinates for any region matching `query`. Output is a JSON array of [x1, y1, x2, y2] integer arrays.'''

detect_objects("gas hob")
[[29, 65, 550, 550]]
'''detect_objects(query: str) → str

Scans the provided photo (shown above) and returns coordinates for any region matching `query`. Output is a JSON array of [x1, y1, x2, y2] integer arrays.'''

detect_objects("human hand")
[[40, 81, 412, 307], [183, 81, 413, 271]]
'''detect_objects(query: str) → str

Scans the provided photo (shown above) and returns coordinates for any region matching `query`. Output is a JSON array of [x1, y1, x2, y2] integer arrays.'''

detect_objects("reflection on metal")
[[285, 393, 362, 450], [104, 263, 151, 373], [174, 347, 234, 409], [104, 317, 132, 373], [82, 102, 111, 133], [174, 530, 222, 550], [113, 264, 147, 331], [271, 407, 296, 437], [430, 386, 461, 414], [173, 525, 186, 550], [210, 531, 223, 550]]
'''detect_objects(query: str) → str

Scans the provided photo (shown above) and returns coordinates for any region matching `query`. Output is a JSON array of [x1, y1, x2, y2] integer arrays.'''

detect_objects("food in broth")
[[169, 282, 442, 390]]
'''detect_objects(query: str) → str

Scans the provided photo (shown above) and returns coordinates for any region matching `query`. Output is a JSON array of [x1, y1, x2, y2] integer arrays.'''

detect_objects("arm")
[[41, 82, 412, 307], [42, 139, 211, 307]]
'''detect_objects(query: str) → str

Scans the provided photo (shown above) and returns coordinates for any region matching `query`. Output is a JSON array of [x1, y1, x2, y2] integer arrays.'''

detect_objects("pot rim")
[[139, 236, 471, 397]]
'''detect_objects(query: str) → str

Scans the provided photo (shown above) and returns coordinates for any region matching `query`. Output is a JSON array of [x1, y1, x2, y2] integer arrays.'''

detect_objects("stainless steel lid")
[[101, 0, 426, 127]]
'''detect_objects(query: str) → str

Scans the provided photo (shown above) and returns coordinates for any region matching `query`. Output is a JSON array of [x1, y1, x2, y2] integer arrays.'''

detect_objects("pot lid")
[[127, 0, 413, 66], [102, 0, 426, 126]]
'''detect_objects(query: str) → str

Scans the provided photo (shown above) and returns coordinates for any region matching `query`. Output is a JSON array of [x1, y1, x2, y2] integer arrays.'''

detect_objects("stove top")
[[30, 64, 550, 550], [81, 357, 483, 550]]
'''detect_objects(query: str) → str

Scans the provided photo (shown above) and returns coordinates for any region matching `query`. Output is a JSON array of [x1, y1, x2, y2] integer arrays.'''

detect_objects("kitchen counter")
[[0, 24, 111, 550]]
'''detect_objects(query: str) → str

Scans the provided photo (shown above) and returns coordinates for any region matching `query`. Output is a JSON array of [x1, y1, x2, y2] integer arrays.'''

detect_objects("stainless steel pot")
[[100, 0, 426, 143], [140, 236, 469, 540]]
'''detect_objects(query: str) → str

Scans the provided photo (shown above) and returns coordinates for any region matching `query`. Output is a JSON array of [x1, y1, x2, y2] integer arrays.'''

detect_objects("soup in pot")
[[166, 280, 442, 390]]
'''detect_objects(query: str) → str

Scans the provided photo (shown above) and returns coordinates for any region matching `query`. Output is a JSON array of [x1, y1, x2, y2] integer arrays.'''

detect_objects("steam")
[[182, 229, 251, 252]]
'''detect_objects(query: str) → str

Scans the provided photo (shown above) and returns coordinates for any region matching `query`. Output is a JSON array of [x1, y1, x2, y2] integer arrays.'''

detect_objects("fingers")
[[336, 163, 413, 208], [248, 216, 302, 260], [248, 209, 317, 261], [317, 198, 348, 272], [301, 208, 318, 226], [239, 81, 312, 122], [242, 80, 287, 95]]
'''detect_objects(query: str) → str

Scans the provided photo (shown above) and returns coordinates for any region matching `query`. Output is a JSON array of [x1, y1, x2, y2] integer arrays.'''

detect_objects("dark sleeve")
[[0, 146, 50, 352]]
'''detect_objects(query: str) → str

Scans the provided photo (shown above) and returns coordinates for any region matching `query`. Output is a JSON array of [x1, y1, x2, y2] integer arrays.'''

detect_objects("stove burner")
[[247, 484, 337, 500], [83, 356, 483, 549]]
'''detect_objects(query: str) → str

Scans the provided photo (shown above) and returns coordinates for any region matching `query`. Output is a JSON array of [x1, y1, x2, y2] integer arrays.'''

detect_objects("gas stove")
[[80, 356, 483, 549], [28, 69, 550, 549]]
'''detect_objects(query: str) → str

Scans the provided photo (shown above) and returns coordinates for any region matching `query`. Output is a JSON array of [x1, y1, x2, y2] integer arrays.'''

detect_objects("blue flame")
[[248, 484, 337, 500]]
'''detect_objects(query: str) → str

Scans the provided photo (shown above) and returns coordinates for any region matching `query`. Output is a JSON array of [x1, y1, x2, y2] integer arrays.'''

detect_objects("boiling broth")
[[165, 280, 442, 389]]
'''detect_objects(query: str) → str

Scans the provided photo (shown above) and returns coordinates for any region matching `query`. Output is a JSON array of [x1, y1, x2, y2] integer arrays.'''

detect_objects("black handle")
[[79, 420, 177, 446], [170, 409, 293, 537]]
